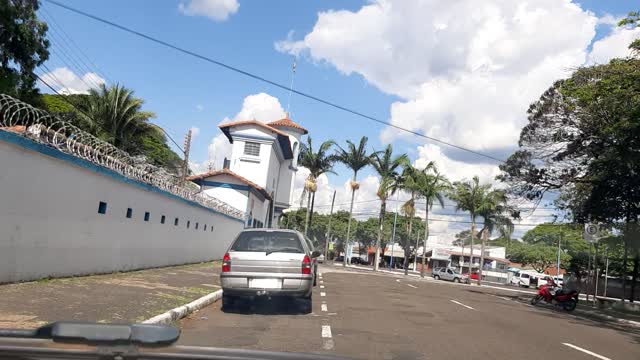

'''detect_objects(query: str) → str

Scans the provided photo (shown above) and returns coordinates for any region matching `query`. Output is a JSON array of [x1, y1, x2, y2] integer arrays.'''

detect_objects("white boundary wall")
[[0, 131, 244, 283]]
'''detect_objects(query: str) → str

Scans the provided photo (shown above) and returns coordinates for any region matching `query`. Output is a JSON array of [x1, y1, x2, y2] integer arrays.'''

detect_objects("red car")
[[470, 272, 479, 280]]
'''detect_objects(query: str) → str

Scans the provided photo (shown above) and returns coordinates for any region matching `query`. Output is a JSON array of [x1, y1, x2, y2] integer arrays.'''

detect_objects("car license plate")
[[250, 278, 280, 289]]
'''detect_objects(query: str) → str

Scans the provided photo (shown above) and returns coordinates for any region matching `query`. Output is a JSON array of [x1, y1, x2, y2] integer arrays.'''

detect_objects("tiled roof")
[[187, 168, 272, 200], [218, 120, 289, 137], [267, 116, 308, 134], [1, 126, 26, 133]]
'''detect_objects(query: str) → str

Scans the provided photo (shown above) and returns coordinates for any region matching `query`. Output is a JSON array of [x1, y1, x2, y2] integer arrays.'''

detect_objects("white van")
[[510, 271, 536, 287]]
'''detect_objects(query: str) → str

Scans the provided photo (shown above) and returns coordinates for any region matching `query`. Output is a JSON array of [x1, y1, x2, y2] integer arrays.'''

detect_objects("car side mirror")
[[311, 250, 322, 258]]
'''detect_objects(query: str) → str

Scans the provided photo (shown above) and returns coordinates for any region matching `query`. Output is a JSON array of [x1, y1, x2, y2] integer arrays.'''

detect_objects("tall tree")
[[399, 164, 420, 274], [297, 137, 336, 235], [475, 190, 514, 284], [371, 145, 409, 271], [335, 136, 372, 267], [415, 164, 449, 277], [498, 56, 640, 300], [78, 84, 157, 154], [1, 0, 50, 105], [450, 176, 508, 275]]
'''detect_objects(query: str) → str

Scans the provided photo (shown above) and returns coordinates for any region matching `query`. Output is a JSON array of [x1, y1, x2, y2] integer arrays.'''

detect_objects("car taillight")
[[222, 252, 231, 273], [302, 255, 311, 274]]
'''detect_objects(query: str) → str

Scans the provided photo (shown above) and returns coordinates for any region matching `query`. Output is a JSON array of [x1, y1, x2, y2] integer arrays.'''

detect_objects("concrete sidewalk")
[[0, 261, 221, 328]]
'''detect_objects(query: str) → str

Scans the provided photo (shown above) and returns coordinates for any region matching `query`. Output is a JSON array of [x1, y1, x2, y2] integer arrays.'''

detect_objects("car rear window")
[[230, 231, 304, 253]]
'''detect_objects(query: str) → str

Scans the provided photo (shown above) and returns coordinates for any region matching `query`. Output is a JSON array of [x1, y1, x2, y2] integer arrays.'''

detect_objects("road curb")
[[143, 289, 223, 324]]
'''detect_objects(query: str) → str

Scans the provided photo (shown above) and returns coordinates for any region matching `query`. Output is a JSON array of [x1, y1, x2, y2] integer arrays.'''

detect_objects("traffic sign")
[[584, 223, 600, 243]]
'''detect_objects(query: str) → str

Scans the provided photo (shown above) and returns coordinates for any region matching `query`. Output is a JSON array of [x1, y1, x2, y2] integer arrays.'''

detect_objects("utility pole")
[[604, 246, 610, 297], [556, 232, 563, 279], [421, 202, 429, 278], [478, 228, 487, 286], [325, 190, 336, 260], [586, 243, 592, 303], [593, 242, 599, 306], [180, 129, 192, 184], [390, 193, 399, 269]]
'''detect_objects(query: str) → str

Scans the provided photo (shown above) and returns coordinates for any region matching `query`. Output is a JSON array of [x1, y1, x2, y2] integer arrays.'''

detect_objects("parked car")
[[351, 256, 370, 265], [470, 271, 479, 280], [432, 267, 469, 283], [220, 229, 320, 312], [317, 254, 325, 263]]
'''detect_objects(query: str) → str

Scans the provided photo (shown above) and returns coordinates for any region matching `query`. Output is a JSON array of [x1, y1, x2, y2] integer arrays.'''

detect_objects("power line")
[[44, 0, 506, 164], [41, 5, 114, 84]]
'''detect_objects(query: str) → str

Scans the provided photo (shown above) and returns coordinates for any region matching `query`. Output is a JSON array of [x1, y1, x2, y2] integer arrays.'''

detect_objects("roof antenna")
[[286, 56, 297, 116]]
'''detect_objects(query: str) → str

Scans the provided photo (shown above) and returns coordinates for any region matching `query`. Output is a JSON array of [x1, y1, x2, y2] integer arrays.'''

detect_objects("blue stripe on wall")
[[195, 180, 250, 191], [0, 130, 245, 224]]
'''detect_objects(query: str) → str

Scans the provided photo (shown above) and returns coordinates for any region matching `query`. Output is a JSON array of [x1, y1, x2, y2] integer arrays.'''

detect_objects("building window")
[[161, 215, 166, 224], [98, 202, 107, 214], [187, 220, 190, 229], [144, 212, 150, 222], [126, 208, 133, 219], [243, 141, 260, 156], [195, 222, 199, 230], [174, 218, 179, 226]]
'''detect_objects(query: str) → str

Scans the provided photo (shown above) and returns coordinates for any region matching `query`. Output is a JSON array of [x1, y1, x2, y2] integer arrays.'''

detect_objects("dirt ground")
[[0, 261, 221, 328]]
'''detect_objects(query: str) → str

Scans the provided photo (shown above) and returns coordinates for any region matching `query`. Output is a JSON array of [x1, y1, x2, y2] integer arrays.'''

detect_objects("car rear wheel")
[[222, 294, 235, 310], [434, 275, 440, 280], [300, 294, 312, 314]]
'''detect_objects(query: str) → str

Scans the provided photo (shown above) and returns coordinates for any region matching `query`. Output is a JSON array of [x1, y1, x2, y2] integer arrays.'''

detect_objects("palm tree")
[[297, 137, 336, 235], [371, 144, 409, 271], [335, 136, 373, 267], [476, 192, 513, 285], [415, 164, 450, 277], [399, 164, 420, 274], [450, 176, 509, 278], [79, 84, 156, 154]]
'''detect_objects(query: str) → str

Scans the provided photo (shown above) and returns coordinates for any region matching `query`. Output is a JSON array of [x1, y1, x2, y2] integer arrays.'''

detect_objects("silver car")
[[220, 229, 319, 311], [432, 267, 469, 283]]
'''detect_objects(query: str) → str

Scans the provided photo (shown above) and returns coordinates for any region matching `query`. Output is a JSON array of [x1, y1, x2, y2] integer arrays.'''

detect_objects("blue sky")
[[37, 0, 640, 238]]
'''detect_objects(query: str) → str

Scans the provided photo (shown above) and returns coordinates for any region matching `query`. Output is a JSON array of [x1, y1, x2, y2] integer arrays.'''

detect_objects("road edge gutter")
[[143, 289, 223, 324]]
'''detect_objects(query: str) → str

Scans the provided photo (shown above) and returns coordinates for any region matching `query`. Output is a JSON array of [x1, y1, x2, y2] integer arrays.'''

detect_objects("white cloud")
[[587, 26, 640, 64], [414, 144, 500, 184], [190, 93, 285, 173], [276, 0, 599, 151], [189, 126, 200, 138], [232, 92, 286, 122], [178, 0, 239, 22], [597, 13, 620, 26], [195, 104, 204, 112], [40, 67, 106, 94]]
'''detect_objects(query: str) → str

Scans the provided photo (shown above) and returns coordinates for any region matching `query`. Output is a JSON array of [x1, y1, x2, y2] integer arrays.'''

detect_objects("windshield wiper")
[[265, 247, 301, 255]]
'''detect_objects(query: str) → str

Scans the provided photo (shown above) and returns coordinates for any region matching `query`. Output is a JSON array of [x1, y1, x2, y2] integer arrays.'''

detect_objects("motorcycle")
[[530, 282, 579, 312]]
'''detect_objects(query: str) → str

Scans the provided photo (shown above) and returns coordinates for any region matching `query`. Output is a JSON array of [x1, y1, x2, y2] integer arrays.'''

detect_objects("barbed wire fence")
[[0, 93, 245, 220]]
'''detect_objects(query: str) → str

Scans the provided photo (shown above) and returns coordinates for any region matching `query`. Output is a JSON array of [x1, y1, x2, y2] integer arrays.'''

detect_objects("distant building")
[[187, 115, 307, 228]]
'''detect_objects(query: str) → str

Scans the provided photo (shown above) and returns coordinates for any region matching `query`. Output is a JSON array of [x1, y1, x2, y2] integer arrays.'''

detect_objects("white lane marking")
[[450, 300, 474, 310], [320, 285, 325, 289], [498, 296, 511, 301], [321, 325, 334, 350], [562, 343, 612, 360], [321, 292, 326, 297], [396, 279, 401, 283], [319, 272, 323, 276], [321, 304, 328, 312], [320, 280, 324, 284], [407, 284, 417, 288], [321, 325, 332, 338]]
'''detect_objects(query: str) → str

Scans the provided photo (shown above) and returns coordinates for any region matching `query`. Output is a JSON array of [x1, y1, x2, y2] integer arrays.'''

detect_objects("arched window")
[[292, 141, 298, 167]]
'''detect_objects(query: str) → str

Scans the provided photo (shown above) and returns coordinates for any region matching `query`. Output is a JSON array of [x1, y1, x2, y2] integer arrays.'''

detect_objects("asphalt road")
[[179, 265, 640, 360]]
